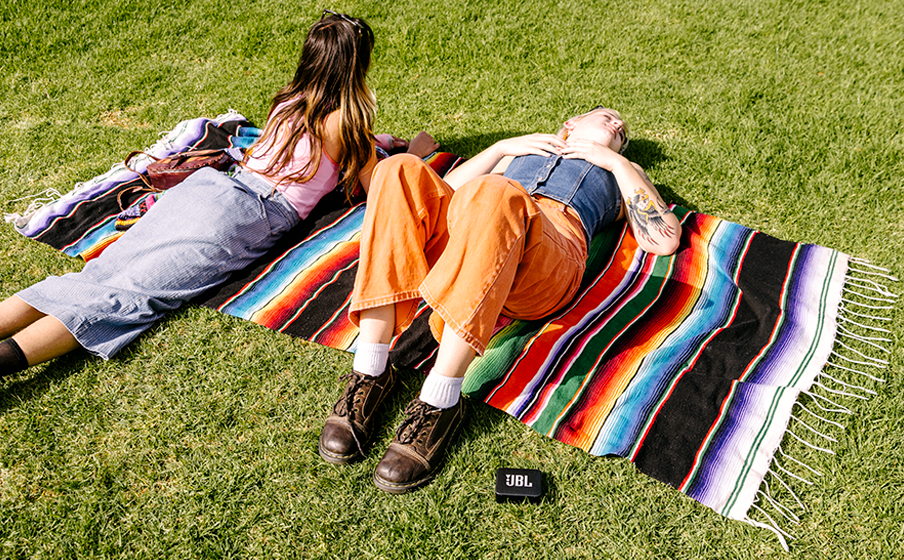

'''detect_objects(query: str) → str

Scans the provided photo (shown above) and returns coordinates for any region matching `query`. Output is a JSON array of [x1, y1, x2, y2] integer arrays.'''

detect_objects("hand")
[[561, 138, 627, 171], [406, 131, 440, 158], [495, 133, 567, 158]]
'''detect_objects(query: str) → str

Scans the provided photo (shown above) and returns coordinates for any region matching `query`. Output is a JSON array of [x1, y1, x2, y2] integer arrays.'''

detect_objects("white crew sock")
[[418, 370, 464, 409], [352, 342, 391, 377]]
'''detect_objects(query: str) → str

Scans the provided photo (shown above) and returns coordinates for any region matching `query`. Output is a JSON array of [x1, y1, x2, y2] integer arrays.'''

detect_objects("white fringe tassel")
[[3, 188, 64, 226], [745, 504, 792, 552], [747, 257, 895, 550]]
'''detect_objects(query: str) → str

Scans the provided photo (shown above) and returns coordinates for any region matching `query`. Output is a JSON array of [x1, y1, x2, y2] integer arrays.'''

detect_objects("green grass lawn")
[[1, 0, 902, 557]]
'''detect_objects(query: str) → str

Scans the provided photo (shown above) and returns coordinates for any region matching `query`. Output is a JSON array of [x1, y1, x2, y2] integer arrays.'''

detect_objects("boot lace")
[[332, 371, 372, 417], [330, 371, 375, 454], [396, 400, 439, 445]]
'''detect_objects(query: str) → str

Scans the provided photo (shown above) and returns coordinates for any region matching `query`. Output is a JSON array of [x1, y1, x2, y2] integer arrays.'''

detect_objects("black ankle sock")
[[0, 338, 29, 377]]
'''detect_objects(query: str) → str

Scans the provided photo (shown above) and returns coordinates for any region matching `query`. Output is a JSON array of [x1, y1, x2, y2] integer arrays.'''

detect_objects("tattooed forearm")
[[624, 188, 675, 245]]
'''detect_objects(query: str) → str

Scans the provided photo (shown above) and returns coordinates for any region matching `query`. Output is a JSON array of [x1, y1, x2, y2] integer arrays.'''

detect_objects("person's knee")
[[452, 176, 532, 219], [373, 153, 425, 180], [370, 154, 433, 199]]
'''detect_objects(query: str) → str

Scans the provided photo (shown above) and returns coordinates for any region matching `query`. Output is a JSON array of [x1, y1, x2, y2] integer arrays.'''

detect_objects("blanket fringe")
[[793, 402, 844, 430], [778, 445, 823, 478], [826, 359, 886, 382], [838, 303, 892, 322], [3, 188, 64, 227], [819, 372, 876, 396], [848, 257, 899, 279], [843, 288, 897, 303], [804, 389, 852, 414], [833, 339, 889, 365], [844, 273, 899, 296], [747, 257, 895, 550], [789, 414, 839, 442], [841, 297, 894, 310], [769, 461, 807, 507], [745, 505, 792, 552]]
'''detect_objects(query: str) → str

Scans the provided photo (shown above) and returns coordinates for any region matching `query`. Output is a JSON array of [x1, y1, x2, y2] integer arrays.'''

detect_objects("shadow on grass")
[[0, 350, 89, 414], [0, 316, 166, 414], [624, 138, 697, 212]]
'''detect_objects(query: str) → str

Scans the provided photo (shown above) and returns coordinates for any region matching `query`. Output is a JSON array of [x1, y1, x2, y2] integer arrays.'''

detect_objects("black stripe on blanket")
[[633, 232, 798, 487]]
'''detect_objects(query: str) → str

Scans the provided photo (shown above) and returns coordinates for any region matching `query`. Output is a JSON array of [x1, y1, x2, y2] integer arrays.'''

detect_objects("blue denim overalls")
[[503, 154, 622, 243]]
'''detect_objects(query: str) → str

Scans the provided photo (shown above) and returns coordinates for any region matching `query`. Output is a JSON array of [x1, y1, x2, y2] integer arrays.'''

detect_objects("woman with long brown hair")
[[0, 11, 436, 376]]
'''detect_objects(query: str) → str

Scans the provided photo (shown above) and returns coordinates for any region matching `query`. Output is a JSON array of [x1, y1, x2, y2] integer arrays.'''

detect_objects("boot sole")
[[373, 465, 439, 494], [318, 438, 364, 465]]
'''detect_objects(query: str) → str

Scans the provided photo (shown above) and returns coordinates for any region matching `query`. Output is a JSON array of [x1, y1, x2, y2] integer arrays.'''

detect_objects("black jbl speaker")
[[495, 468, 544, 503]]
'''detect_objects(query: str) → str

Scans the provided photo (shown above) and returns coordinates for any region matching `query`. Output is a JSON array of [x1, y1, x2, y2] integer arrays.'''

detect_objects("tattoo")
[[625, 188, 675, 245]]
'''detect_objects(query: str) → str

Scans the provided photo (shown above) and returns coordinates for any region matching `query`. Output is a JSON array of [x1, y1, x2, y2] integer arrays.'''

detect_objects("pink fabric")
[[242, 105, 340, 219], [375, 134, 395, 151]]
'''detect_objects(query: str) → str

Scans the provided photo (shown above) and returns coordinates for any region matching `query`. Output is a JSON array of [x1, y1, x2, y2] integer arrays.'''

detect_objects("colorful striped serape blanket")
[[5, 114, 894, 548]]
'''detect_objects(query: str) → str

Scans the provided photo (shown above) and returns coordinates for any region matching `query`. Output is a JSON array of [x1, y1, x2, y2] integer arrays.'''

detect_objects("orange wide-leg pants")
[[349, 154, 588, 355]]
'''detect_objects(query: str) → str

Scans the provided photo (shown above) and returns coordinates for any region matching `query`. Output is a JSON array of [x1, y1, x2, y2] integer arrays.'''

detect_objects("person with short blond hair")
[[319, 107, 681, 494]]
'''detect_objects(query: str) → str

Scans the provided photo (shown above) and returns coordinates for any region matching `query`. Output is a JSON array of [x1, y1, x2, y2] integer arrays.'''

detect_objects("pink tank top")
[[242, 111, 340, 220]]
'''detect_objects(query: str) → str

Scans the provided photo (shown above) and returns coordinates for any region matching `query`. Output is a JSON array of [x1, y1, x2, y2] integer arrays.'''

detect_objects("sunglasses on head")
[[322, 9, 364, 32]]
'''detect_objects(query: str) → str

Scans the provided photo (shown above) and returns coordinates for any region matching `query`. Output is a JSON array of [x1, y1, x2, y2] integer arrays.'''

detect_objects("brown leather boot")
[[318, 363, 397, 464], [373, 397, 466, 494]]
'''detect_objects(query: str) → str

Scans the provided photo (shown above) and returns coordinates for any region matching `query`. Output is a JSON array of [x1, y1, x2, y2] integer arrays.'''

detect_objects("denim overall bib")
[[503, 154, 622, 243]]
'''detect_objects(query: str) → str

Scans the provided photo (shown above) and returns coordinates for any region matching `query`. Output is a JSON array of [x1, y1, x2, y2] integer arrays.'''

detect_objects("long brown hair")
[[245, 13, 376, 197]]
